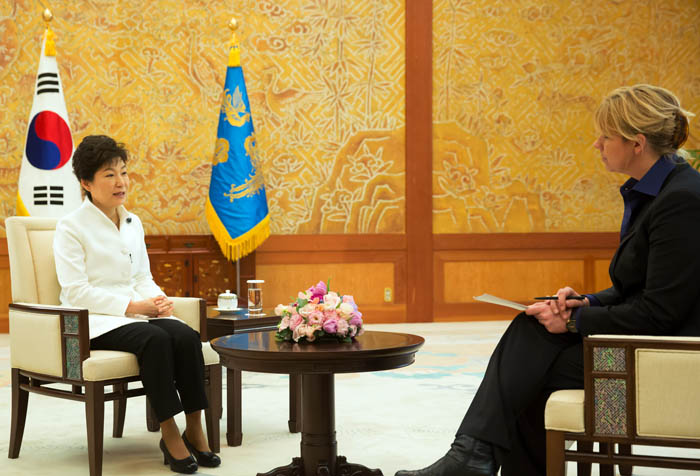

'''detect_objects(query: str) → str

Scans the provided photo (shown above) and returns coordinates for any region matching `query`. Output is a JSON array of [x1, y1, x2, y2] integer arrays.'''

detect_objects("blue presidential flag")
[[205, 26, 269, 261]]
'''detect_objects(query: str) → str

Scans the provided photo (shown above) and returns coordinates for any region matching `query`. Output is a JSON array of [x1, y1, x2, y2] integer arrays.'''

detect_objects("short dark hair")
[[72, 135, 128, 200]]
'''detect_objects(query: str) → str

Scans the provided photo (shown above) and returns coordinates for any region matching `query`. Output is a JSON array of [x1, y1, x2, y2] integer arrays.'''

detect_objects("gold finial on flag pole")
[[227, 17, 240, 67], [42, 8, 56, 56]]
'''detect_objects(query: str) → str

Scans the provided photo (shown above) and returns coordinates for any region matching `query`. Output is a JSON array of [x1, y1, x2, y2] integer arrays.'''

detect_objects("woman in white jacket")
[[53, 135, 220, 474]]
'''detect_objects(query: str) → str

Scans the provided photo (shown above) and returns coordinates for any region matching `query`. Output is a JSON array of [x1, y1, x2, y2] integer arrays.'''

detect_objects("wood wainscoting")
[[433, 233, 619, 321], [0, 232, 620, 332]]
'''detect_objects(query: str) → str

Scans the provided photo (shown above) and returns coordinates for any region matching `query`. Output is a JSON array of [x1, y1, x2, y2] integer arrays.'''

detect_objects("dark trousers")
[[91, 319, 208, 423], [458, 313, 584, 476]]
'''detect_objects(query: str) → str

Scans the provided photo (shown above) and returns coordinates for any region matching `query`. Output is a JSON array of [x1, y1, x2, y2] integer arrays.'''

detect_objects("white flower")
[[338, 302, 354, 318], [323, 291, 341, 309], [298, 303, 316, 317], [274, 304, 288, 316]]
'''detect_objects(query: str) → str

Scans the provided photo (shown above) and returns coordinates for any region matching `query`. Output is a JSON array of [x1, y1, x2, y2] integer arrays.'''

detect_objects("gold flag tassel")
[[43, 8, 56, 56], [228, 18, 240, 67], [205, 197, 270, 262]]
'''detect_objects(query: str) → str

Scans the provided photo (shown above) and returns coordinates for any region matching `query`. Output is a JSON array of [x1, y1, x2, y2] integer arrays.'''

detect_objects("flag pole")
[[229, 17, 242, 300]]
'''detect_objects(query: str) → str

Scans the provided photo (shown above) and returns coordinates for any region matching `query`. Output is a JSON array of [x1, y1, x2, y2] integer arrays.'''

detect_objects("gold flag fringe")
[[205, 197, 269, 262], [16, 191, 30, 216]]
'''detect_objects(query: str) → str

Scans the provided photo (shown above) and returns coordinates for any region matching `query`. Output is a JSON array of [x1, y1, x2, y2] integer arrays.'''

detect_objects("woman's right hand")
[[551, 286, 589, 316]]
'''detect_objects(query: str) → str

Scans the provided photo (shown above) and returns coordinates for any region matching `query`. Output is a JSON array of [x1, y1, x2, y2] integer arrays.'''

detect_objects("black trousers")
[[458, 313, 584, 476], [91, 319, 209, 423]]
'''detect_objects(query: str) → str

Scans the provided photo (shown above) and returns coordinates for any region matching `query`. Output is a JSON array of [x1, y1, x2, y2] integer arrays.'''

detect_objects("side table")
[[201, 308, 301, 446]]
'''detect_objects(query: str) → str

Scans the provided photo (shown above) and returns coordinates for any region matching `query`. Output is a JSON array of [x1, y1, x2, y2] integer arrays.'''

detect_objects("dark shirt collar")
[[620, 154, 677, 197]]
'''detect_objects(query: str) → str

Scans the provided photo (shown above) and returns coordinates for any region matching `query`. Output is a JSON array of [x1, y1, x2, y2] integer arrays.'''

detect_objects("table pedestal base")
[[257, 374, 383, 476], [257, 456, 382, 476]]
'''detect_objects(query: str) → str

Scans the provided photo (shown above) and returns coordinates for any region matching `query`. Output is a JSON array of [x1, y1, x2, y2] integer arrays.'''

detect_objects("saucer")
[[214, 307, 241, 314]]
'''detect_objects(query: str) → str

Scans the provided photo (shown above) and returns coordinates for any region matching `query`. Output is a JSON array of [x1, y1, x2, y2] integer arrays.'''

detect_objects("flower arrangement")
[[274, 280, 364, 343]]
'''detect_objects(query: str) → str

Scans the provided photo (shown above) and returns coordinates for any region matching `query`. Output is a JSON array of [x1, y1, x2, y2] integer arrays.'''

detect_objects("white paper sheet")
[[473, 293, 528, 311]]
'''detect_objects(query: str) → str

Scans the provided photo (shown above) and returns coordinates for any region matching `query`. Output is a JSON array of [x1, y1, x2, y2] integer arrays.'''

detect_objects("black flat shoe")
[[182, 431, 221, 468], [159, 438, 198, 474]]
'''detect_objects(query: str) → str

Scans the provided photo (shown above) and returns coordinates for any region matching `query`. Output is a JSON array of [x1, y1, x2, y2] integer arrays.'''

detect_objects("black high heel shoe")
[[159, 438, 198, 474], [182, 431, 221, 468]]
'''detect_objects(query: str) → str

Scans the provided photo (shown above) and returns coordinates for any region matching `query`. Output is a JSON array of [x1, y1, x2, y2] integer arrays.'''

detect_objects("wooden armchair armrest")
[[582, 335, 700, 440], [9, 303, 89, 381]]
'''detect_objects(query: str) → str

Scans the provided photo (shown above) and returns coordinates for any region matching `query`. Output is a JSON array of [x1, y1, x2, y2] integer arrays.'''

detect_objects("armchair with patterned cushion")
[[6, 216, 222, 476], [545, 335, 700, 475]]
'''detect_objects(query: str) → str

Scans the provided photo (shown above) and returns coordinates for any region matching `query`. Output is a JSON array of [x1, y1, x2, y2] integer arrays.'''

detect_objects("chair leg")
[[546, 430, 566, 476], [8, 368, 29, 459], [112, 382, 127, 438], [226, 367, 243, 446], [288, 373, 302, 433], [146, 397, 160, 432], [577, 440, 592, 476], [599, 442, 614, 476], [85, 381, 105, 476], [204, 364, 221, 453], [618, 444, 633, 476]]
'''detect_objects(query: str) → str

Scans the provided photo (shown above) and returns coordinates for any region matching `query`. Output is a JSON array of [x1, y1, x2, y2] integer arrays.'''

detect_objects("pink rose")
[[307, 310, 324, 326], [323, 318, 338, 334], [293, 323, 307, 342], [278, 315, 291, 330], [289, 313, 303, 331], [324, 309, 338, 320], [307, 281, 327, 300], [348, 325, 357, 337], [349, 311, 362, 327], [336, 318, 349, 336], [305, 325, 319, 342]]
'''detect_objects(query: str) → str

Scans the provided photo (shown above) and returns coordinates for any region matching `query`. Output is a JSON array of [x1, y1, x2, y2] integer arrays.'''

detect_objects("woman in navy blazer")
[[396, 85, 699, 476]]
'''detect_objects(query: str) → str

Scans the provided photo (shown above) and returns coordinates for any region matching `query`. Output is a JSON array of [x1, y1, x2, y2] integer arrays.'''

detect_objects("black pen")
[[534, 296, 586, 300]]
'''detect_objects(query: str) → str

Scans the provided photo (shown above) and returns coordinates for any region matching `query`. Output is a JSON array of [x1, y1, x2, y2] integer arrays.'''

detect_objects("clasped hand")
[[127, 296, 174, 318], [525, 287, 588, 334]]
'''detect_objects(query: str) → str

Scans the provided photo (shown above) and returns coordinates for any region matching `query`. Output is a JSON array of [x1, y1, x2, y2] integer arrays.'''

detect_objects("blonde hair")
[[595, 84, 694, 157]]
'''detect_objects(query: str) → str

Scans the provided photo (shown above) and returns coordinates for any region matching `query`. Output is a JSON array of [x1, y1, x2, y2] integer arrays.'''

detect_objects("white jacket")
[[53, 199, 169, 339]]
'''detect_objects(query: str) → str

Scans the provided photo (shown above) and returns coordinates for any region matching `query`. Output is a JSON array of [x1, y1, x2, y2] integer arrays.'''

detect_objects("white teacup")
[[217, 290, 238, 310]]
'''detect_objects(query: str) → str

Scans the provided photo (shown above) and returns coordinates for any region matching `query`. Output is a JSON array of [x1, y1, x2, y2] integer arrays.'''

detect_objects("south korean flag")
[[17, 27, 81, 217]]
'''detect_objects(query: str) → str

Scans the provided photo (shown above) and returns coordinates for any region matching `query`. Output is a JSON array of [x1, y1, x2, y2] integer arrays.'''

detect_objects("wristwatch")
[[566, 316, 578, 333]]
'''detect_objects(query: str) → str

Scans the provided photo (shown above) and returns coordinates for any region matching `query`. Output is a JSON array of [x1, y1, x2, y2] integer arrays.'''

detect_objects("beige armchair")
[[5, 216, 222, 476], [545, 335, 700, 475]]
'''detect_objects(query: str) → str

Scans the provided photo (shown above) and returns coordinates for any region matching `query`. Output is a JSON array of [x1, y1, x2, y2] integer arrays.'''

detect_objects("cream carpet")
[[0, 322, 697, 475]]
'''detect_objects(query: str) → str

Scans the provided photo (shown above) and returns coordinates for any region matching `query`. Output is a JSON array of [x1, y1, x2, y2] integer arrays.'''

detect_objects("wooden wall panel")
[[257, 262, 401, 323], [256, 234, 407, 323], [443, 260, 585, 303], [594, 259, 613, 291], [433, 234, 617, 322]]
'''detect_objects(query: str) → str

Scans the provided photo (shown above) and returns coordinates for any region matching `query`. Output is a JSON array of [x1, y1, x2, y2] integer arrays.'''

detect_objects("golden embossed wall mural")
[[0, 0, 406, 236], [433, 0, 700, 233]]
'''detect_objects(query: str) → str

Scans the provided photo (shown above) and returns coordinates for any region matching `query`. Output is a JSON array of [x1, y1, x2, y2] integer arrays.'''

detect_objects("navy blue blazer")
[[578, 161, 700, 337]]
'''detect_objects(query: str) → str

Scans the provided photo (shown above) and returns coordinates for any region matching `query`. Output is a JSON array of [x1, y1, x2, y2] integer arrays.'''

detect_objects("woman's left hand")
[[525, 301, 569, 334], [153, 296, 174, 317]]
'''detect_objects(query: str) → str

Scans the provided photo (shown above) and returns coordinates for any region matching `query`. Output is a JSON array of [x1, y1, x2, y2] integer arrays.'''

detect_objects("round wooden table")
[[211, 330, 424, 476]]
